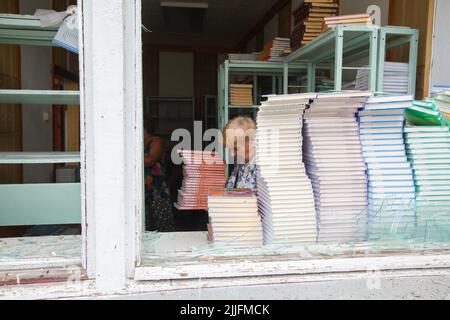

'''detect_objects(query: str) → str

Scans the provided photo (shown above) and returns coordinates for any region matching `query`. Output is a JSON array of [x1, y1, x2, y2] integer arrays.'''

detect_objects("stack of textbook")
[[430, 90, 450, 120], [290, 0, 339, 49], [324, 13, 372, 27], [230, 84, 254, 106], [356, 62, 409, 95], [175, 150, 227, 211], [261, 37, 291, 62], [303, 91, 371, 243], [227, 52, 260, 61], [405, 125, 450, 242], [358, 95, 416, 240], [256, 93, 318, 245], [405, 126, 450, 211], [207, 189, 263, 247]]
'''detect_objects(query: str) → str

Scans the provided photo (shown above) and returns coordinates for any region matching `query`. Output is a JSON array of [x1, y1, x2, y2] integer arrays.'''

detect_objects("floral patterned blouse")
[[144, 142, 170, 199], [225, 158, 257, 190]]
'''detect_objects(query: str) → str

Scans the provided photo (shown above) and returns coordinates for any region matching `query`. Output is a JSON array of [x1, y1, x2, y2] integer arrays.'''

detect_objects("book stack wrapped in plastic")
[[256, 93, 318, 245], [207, 188, 263, 248], [431, 90, 450, 120], [175, 150, 227, 211], [358, 95, 416, 241], [406, 100, 450, 127], [303, 91, 372, 243]]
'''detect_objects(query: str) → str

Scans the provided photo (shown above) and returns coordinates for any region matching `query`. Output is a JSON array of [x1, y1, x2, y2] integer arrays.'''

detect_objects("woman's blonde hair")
[[222, 116, 256, 149]]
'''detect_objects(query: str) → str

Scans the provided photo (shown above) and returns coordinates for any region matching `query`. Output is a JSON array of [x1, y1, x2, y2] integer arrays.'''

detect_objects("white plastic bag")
[[34, 6, 79, 54], [53, 14, 79, 54]]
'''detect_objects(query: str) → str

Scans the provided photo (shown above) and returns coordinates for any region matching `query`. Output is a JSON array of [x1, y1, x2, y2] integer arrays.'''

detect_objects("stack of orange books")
[[324, 13, 373, 27], [291, 0, 339, 49], [175, 150, 227, 211], [230, 83, 253, 106]]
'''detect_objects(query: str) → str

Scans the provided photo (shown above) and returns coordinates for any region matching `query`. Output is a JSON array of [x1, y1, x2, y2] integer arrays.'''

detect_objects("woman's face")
[[230, 135, 255, 164]]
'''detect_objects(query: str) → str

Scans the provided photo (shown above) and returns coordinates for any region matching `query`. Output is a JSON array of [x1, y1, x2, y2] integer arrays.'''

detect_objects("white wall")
[[430, 0, 450, 89], [158, 52, 194, 97], [158, 52, 194, 142], [20, 0, 53, 183], [340, 0, 390, 25]]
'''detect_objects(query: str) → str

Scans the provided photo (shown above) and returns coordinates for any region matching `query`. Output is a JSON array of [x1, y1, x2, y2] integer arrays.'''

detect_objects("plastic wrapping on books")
[[406, 100, 450, 127]]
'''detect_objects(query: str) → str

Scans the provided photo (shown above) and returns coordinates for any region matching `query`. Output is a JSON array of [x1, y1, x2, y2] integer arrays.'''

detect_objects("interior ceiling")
[[142, 0, 279, 49]]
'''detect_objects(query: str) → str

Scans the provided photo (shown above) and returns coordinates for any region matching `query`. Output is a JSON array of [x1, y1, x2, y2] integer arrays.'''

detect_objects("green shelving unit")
[[377, 26, 419, 96], [0, 152, 80, 164], [218, 60, 311, 131], [285, 24, 419, 95], [0, 14, 81, 227], [0, 89, 80, 105], [218, 25, 420, 132], [286, 24, 380, 93], [0, 14, 59, 46]]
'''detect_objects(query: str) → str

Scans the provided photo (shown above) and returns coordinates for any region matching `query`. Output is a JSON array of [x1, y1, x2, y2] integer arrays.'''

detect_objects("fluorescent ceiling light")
[[160, 1, 208, 9]]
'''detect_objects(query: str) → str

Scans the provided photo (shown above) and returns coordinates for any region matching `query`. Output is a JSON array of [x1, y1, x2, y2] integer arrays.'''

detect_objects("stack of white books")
[[264, 37, 291, 62], [405, 126, 450, 214], [358, 95, 416, 240], [356, 62, 409, 95], [256, 93, 318, 245], [227, 52, 260, 61], [207, 188, 263, 248], [303, 91, 372, 243]]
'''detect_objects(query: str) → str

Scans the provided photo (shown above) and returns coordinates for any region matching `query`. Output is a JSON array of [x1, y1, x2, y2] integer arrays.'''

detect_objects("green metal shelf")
[[227, 60, 307, 74], [286, 25, 379, 93], [218, 25, 419, 134], [285, 25, 419, 96], [218, 60, 314, 131], [377, 26, 419, 96], [0, 152, 80, 164], [0, 183, 81, 226], [0, 89, 80, 105], [228, 105, 259, 109], [0, 14, 81, 227], [0, 14, 59, 46]]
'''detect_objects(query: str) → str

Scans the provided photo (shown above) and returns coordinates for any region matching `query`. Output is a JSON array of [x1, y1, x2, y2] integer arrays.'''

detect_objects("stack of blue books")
[[358, 95, 416, 241]]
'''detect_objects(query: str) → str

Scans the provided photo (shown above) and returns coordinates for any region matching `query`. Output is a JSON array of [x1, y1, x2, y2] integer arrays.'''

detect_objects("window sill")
[[0, 235, 84, 286], [135, 232, 450, 281]]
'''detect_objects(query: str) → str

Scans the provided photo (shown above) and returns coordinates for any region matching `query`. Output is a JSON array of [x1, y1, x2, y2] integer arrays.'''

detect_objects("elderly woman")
[[222, 116, 257, 190]]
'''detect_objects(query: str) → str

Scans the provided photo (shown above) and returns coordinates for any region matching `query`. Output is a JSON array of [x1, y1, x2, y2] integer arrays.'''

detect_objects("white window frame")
[[80, 0, 142, 292], [77, 0, 450, 293]]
